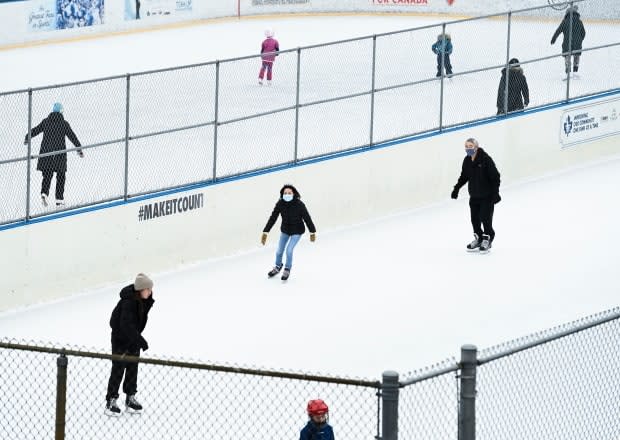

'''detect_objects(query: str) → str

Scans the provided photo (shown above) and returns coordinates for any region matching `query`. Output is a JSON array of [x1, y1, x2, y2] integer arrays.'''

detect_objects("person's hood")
[[501, 65, 523, 76]]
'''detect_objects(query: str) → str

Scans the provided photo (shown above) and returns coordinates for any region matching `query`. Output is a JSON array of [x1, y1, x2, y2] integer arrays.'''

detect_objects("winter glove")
[[310, 233, 316, 242], [492, 193, 502, 204], [550, 37, 556, 45], [139, 336, 149, 352], [77, 149, 84, 158], [261, 232, 268, 245], [451, 188, 459, 199]]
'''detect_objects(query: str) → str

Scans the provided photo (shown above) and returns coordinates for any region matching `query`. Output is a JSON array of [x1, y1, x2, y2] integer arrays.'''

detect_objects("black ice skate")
[[268, 265, 282, 278], [466, 233, 481, 252], [281, 268, 290, 281], [105, 398, 121, 417], [125, 394, 143, 413], [479, 234, 492, 253]]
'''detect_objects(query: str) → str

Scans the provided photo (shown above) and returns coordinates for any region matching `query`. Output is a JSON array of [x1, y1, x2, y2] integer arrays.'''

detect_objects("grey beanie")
[[134, 273, 153, 291]]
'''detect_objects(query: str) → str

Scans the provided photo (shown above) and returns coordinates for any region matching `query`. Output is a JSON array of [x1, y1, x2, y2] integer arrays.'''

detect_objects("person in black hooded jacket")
[[24, 102, 84, 208], [261, 184, 316, 281], [551, 5, 586, 75], [451, 138, 501, 253], [497, 58, 530, 114], [105, 273, 154, 416]]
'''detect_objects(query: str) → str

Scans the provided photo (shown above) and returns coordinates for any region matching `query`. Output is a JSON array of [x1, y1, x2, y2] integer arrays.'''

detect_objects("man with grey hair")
[[105, 273, 154, 416], [451, 138, 501, 253]]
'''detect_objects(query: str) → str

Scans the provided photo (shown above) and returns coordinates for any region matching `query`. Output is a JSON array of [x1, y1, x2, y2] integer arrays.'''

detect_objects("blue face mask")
[[466, 148, 476, 157], [283, 194, 294, 202]]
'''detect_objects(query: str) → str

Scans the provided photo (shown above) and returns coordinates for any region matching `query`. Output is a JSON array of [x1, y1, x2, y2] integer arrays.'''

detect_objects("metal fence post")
[[26, 89, 33, 220], [381, 370, 399, 440], [294, 48, 301, 164], [55, 353, 68, 440], [124, 74, 130, 200], [458, 345, 477, 440], [503, 12, 512, 116], [213, 60, 220, 181], [438, 23, 446, 130], [369, 35, 377, 148]]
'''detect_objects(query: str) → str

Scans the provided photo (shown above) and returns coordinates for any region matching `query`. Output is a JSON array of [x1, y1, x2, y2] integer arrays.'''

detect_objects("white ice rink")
[[1, 14, 619, 379]]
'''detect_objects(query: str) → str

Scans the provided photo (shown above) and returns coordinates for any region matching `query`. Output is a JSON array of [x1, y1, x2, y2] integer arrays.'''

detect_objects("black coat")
[[551, 11, 586, 53], [497, 66, 530, 113], [453, 148, 501, 201], [25, 112, 81, 173], [109, 284, 154, 352], [263, 198, 316, 235]]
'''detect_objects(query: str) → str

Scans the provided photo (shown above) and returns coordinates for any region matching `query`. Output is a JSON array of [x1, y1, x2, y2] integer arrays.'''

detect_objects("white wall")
[[1, 95, 619, 311], [1, 0, 615, 48]]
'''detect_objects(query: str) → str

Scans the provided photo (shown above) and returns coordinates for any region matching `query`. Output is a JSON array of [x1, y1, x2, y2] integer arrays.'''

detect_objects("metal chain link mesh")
[[0, 338, 379, 440], [399, 358, 459, 440], [1, 1, 618, 225]]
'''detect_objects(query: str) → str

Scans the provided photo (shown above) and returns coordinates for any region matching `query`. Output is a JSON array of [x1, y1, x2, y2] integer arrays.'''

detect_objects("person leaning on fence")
[[300, 399, 335, 440], [551, 5, 586, 76], [105, 273, 154, 417], [496, 58, 530, 114], [432, 32, 453, 78], [24, 102, 84, 208]]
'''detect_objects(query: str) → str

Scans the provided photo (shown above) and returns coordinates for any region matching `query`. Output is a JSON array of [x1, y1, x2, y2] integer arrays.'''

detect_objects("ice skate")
[[258, 79, 263, 85], [466, 233, 481, 252], [125, 394, 143, 413], [479, 234, 492, 253], [266, 80, 272, 86], [105, 398, 121, 417], [41, 193, 49, 207], [268, 265, 282, 278], [281, 268, 290, 281], [56, 199, 65, 207]]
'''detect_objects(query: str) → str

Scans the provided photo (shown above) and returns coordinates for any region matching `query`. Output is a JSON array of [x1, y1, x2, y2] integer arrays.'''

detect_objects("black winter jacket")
[[497, 66, 529, 113], [551, 10, 586, 53], [453, 148, 501, 201], [109, 284, 154, 352], [263, 198, 316, 235], [25, 112, 81, 173]]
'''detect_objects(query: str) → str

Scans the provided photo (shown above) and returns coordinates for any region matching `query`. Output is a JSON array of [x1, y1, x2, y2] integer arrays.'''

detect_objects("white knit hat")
[[134, 273, 153, 290]]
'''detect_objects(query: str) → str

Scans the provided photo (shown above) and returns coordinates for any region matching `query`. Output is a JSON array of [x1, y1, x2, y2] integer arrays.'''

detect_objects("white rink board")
[[1, 95, 619, 311], [0, 0, 616, 48]]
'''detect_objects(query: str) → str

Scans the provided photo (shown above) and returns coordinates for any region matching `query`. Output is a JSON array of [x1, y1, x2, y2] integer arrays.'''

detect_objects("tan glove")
[[310, 233, 316, 242], [261, 232, 268, 245]]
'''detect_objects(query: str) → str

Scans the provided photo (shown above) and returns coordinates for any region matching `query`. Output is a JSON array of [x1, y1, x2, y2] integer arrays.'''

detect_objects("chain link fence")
[[2, 306, 620, 439], [2, 0, 618, 225]]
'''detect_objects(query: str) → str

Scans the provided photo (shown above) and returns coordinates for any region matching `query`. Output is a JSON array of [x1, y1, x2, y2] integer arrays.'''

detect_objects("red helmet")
[[307, 399, 329, 416]]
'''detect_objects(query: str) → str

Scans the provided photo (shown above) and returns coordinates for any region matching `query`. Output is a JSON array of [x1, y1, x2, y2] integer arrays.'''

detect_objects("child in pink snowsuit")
[[259, 28, 279, 85]]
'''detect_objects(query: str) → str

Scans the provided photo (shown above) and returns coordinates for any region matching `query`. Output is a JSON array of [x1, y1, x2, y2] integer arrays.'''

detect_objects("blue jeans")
[[275, 233, 301, 269]]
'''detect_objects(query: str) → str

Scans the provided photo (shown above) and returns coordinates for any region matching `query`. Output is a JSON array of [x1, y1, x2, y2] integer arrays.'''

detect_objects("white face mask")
[[282, 194, 294, 202]]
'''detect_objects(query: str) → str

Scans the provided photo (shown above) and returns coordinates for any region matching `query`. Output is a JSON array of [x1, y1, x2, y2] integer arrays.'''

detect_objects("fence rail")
[[2, 0, 619, 226], [3, 305, 619, 439]]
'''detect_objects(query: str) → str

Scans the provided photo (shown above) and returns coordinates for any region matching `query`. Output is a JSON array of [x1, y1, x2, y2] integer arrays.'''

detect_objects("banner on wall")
[[28, 0, 104, 31], [251, 0, 310, 5], [372, 0, 429, 5], [560, 98, 620, 148], [124, 0, 191, 20]]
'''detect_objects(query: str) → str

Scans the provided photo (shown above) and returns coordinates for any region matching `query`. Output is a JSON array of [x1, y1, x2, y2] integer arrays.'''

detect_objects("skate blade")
[[125, 407, 143, 415], [466, 248, 480, 253], [479, 249, 491, 254], [104, 409, 121, 417]]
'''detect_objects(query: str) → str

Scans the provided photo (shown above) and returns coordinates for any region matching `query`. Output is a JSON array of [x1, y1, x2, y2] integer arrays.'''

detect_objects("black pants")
[[469, 197, 495, 241], [106, 341, 140, 401], [41, 170, 66, 200], [436, 53, 452, 75]]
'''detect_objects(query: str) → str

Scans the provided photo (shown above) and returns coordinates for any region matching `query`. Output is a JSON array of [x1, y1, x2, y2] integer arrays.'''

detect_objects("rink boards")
[[0, 93, 619, 310]]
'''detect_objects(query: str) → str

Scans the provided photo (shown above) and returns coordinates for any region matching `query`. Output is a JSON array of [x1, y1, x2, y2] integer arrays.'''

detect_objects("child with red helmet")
[[300, 399, 335, 440]]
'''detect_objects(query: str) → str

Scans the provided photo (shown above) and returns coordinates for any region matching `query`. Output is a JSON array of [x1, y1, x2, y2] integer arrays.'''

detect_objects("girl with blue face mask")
[[261, 184, 317, 281]]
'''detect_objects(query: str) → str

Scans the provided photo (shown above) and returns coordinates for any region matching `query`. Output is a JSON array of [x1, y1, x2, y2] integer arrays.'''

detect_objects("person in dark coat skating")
[[105, 273, 154, 416], [451, 138, 501, 253], [551, 5, 586, 75], [261, 184, 316, 281], [496, 58, 530, 114], [24, 102, 84, 207]]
